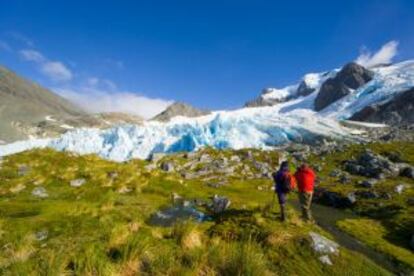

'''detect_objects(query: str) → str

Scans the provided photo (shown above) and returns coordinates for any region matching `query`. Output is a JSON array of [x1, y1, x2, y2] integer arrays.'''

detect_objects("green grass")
[[0, 147, 396, 275]]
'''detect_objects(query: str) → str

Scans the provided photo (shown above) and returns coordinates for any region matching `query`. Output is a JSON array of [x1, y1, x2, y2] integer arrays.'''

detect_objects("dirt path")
[[290, 199, 401, 275]]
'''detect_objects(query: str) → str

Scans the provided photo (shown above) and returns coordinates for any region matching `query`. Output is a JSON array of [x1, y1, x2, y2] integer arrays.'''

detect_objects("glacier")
[[1, 60, 413, 162]]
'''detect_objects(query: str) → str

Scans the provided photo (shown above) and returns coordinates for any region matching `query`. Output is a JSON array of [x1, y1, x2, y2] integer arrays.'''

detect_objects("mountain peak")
[[151, 102, 210, 122]]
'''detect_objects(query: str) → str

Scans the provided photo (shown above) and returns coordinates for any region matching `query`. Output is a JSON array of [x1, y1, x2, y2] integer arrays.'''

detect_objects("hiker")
[[272, 161, 296, 221], [294, 163, 316, 221]]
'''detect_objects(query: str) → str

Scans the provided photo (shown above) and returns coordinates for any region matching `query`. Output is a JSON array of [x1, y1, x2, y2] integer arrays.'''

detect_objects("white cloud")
[[20, 49, 45, 62], [355, 40, 399, 67], [41, 61, 73, 81], [19, 49, 73, 82], [53, 79, 172, 119]]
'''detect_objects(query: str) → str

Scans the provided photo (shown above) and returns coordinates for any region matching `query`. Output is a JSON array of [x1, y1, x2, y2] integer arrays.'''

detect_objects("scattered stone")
[[360, 179, 377, 188], [355, 190, 378, 199], [32, 187, 48, 198], [18, 164, 30, 176], [206, 181, 227, 188], [230, 155, 241, 162], [339, 175, 351, 184], [148, 153, 166, 163], [344, 150, 398, 178], [199, 154, 212, 162], [35, 230, 48, 241], [145, 163, 157, 171], [211, 195, 231, 214], [118, 186, 132, 194], [309, 232, 339, 255], [171, 193, 184, 205], [108, 171, 118, 179], [70, 178, 86, 187], [10, 183, 26, 193], [394, 184, 406, 194], [329, 169, 341, 177], [346, 192, 357, 204], [400, 166, 414, 179], [160, 161, 174, 172], [319, 255, 333, 265]]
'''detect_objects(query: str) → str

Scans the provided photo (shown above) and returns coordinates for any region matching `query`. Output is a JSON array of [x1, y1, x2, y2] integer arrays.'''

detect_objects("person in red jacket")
[[294, 163, 316, 221]]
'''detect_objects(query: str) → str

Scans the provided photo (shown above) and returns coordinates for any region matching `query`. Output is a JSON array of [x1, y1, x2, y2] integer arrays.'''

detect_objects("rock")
[[211, 195, 231, 214], [145, 163, 157, 171], [230, 155, 241, 162], [400, 166, 414, 179], [319, 255, 333, 265], [309, 232, 339, 255], [360, 179, 377, 188], [118, 186, 132, 194], [108, 171, 118, 179], [313, 188, 356, 208], [148, 153, 166, 163], [171, 193, 184, 205], [70, 178, 86, 187], [394, 184, 406, 194], [355, 190, 378, 199], [339, 175, 351, 184], [198, 153, 212, 163], [32, 187, 48, 198], [350, 87, 414, 126], [314, 62, 373, 111], [329, 169, 342, 177], [35, 230, 48, 241], [344, 150, 398, 178], [206, 181, 227, 188], [160, 162, 174, 172], [10, 183, 26, 193], [346, 192, 357, 204], [17, 164, 30, 176]]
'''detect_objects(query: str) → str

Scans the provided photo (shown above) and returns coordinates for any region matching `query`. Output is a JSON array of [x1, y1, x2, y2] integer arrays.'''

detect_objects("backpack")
[[274, 171, 296, 193]]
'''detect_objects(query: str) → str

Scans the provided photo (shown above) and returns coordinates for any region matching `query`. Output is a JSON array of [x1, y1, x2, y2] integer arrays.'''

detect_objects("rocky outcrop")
[[151, 102, 210, 122], [314, 63, 373, 111], [350, 88, 414, 125]]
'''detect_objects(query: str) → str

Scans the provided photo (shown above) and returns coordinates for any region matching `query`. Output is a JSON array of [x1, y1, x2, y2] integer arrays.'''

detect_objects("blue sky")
[[0, 0, 413, 117]]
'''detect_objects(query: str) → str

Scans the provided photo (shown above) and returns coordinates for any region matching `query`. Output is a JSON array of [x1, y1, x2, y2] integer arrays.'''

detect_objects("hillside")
[[0, 66, 85, 142], [0, 146, 399, 275]]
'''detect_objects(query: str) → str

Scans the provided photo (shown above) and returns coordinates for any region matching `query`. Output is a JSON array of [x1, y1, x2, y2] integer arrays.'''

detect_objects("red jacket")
[[294, 167, 315, 193]]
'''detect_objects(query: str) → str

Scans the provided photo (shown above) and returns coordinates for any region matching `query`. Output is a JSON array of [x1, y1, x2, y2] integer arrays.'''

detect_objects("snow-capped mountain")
[[1, 60, 413, 161]]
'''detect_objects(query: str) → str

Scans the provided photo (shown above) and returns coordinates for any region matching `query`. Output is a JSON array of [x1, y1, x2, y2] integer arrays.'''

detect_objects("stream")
[[289, 199, 406, 275]]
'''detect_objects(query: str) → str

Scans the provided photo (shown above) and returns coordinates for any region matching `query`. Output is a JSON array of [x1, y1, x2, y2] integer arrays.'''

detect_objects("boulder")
[[350, 87, 414, 125], [17, 164, 30, 176], [360, 179, 377, 188], [148, 152, 166, 163], [344, 150, 397, 178], [32, 187, 48, 198], [355, 190, 378, 199], [160, 161, 174, 172], [400, 166, 414, 179], [394, 184, 406, 194], [70, 178, 86, 187], [211, 195, 231, 214], [309, 232, 339, 255], [319, 255, 333, 266], [314, 62, 373, 111], [313, 188, 356, 208]]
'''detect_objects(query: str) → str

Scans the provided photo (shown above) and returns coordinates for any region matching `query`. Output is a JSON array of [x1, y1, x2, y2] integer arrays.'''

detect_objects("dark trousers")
[[277, 192, 287, 221]]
